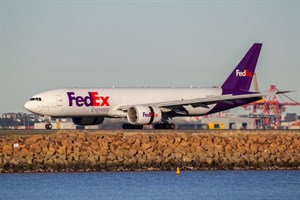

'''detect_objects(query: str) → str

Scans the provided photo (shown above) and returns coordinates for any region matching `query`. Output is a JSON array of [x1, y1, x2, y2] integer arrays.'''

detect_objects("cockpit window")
[[29, 97, 42, 101]]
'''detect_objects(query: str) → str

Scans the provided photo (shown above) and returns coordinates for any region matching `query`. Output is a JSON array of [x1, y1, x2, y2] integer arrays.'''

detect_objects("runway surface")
[[0, 129, 170, 136], [0, 129, 58, 136], [0, 129, 187, 136], [0, 129, 296, 136]]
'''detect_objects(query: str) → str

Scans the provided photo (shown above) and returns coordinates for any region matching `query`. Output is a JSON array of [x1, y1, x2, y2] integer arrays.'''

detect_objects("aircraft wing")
[[119, 91, 288, 111]]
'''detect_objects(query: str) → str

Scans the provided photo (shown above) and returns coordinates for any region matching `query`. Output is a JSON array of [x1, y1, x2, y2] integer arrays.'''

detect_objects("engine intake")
[[72, 117, 104, 126], [127, 106, 162, 125]]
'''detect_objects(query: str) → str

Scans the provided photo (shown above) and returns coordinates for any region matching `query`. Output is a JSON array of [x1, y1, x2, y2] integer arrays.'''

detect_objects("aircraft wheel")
[[122, 124, 143, 129], [45, 123, 52, 129], [154, 123, 165, 129], [165, 124, 170, 129], [133, 124, 143, 129], [122, 124, 129, 129], [154, 123, 175, 130], [154, 124, 161, 129], [170, 123, 176, 129]]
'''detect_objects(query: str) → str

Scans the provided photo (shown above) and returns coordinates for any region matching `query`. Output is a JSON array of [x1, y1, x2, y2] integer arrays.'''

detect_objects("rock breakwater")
[[1, 130, 300, 172]]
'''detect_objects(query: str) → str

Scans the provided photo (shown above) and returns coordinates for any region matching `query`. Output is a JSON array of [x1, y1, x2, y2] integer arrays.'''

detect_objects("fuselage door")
[[56, 95, 63, 106]]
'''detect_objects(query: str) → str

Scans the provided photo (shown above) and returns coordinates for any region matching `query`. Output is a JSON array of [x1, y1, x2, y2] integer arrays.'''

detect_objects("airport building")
[[200, 116, 255, 129]]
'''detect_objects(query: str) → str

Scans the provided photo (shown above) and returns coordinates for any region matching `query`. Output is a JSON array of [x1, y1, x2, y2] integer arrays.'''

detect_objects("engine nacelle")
[[127, 106, 162, 125], [72, 117, 104, 126]]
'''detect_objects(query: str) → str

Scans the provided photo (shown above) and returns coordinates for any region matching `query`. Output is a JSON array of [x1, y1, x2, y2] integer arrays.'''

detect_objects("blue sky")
[[0, 0, 299, 114]]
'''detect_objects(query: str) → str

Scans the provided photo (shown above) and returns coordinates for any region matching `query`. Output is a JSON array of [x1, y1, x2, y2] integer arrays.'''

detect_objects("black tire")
[[45, 123, 52, 129], [154, 124, 161, 129], [154, 123, 175, 129], [165, 124, 170, 129], [170, 123, 176, 129], [132, 124, 143, 129], [139, 125, 144, 129], [122, 124, 129, 129]]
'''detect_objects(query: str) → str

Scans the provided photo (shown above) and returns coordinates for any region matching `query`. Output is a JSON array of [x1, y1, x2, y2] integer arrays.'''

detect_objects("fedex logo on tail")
[[143, 112, 159, 118], [67, 92, 110, 107], [236, 69, 253, 77]]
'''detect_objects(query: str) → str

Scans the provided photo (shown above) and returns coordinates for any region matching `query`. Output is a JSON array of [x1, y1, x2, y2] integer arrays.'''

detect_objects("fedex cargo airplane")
[[24, 43, 285, 129]]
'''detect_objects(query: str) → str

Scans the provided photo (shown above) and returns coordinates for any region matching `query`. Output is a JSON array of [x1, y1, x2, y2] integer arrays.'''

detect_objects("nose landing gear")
[[43, 116, 53, 129], [45, 123, 53, 129]]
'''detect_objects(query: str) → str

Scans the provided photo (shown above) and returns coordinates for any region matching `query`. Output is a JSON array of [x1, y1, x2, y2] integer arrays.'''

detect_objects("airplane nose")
[[24, 101, 31, 111]]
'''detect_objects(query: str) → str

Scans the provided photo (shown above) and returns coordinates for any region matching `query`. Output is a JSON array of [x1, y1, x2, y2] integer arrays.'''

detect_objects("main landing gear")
[[122, 123, 176, 130], [154, 123, 176, 130], [122, 123, 143, 129]]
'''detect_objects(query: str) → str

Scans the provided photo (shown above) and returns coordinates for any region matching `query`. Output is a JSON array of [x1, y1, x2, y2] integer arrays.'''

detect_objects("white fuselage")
[[24, 88, 222, 118]]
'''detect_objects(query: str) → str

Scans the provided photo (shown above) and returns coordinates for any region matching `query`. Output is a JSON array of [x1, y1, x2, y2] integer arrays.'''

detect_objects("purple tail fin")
[[221, 43, 262, 91]]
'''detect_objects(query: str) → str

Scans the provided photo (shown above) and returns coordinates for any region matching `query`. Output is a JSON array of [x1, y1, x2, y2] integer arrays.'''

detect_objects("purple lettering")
[[67, 92, 76, 106], [143, 112, 151, 117], [76, 96, 84, 107], [143, 112, 158, 118], [84, 94, 93, 106], [67, 91, 110, 107]]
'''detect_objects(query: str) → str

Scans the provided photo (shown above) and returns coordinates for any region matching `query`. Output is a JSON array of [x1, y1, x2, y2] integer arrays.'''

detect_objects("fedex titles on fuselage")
[[67, 91, 159, 118], [67, 92, 110, 107]]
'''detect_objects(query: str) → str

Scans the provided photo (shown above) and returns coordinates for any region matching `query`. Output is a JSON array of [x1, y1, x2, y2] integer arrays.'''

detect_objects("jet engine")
[[72, 117, 104, 125], [127, 106, 162, 125]]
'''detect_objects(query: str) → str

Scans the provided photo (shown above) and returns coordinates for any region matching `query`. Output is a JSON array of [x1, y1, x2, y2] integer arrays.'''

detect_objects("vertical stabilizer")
[[221, 43, 262, 91]]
